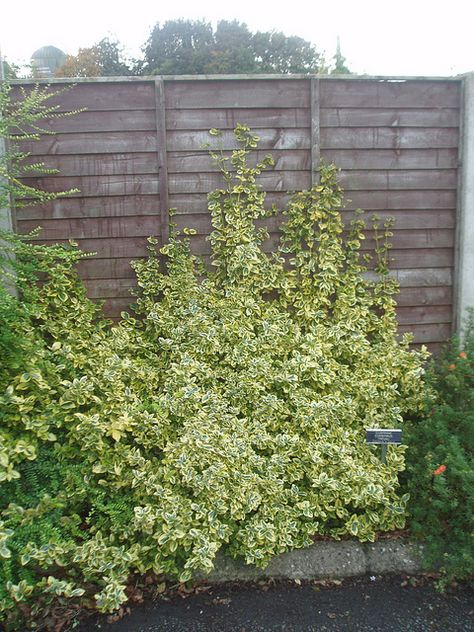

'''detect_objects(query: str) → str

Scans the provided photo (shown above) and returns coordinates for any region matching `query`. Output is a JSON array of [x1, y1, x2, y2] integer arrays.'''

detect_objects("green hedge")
[[405, 315, 474, 588]]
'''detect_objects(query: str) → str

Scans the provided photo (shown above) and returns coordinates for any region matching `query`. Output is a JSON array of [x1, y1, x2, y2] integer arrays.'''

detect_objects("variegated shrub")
[[0, 125, 428, 627]]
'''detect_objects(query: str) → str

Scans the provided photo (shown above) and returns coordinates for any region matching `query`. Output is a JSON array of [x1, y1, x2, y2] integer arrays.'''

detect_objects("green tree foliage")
[[208, 21, 257, 74], [1, 60, 19, 81], [0, 125, 429, 628], [330, 37, 351, 74], [55, 38, 134, 77], [143, 19, 215, 75], [143, 19, 323, 75], [405, 316, 474, 588], [55, 47, 102, 77], [94, 38, 135, 76]]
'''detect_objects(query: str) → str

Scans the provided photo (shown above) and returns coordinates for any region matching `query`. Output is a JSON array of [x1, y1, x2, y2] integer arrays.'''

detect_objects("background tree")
[[93, 38, 135, 76], [143, 19, 215, 75], [330, 37, 351, 74], [55, 38, 134, 77], [252, 30, 321, 73], [55, 47, 101, 77], [207, 21, 258, 74], [142, 19, 324, 75], [1, 59, 19, 80]]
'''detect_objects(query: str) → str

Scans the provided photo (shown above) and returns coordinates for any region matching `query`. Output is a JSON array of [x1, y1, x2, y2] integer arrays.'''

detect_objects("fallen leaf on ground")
[[211, 597, 232, 605]]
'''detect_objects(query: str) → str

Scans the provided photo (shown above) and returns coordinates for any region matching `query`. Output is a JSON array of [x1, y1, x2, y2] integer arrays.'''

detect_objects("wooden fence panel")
[[11, 76, 462, 348], [318, 78, 460, 346], [163, 78, 314, 342], [13, 80, 163, 312]]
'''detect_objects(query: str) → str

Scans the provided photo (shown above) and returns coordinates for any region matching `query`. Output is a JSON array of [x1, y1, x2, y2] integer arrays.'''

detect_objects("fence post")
[[310, 78, 320, 185], [0, 51, 14, 234], [0, 138, 14, 233], [0, 91, 17, 296], [154, 77, 170, 248], [455, 72, 474, 336]]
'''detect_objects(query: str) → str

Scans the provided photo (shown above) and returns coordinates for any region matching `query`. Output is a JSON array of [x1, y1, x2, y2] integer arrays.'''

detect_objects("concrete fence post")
[[0, 135, 14, 233], [456, 72, 474, 336], [1, 49, 14, 233], [0, 54, 18, 296]]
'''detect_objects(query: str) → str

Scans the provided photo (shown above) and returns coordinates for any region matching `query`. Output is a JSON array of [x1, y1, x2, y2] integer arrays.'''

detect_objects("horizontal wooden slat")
[[165, 80, 310, 109], [26, 131, 456, 160], [338, 169, 457, 190], [167, 149, 458, 173], [91, 283, 455, 309], [19, 131, 158, 155], [11, 82, 156, 112], [168, 171, 311, 194], [167, 128, 310, 151], [364, 229, 453, 249], [391, 268, 452, 287], [84, 278, 137, 298], [383, 249, 453, 269], [174, 214, 283, 235], [31, 153, 456, 186], [396, 305, 452, 325], [33, 237, 155, 258], [321, 148, 458, 170], [320, 80, 460, 108], [177, 228, 453, 256], [24, 153, 159, 177], [166, 108, 310, 130], [77, 251, 456, 284], [348, 210, 455, 230], [174, 211, 455, 235], [20, 175, 159, 197], [78, 257, 143, 280], [343, 190, 456, 210], [16, 195, 161, 220], [167, 150, 312, 173], [320, 107, 459, 128], [19, 215, 161, 240], [169, 192, 286, 214], [399, 322, 452, 343], [168, 190, 457, 215], [320, 127, 458, 150], [397, 286, 452, 307], [20, 173, 457, 204], [100, 297, 136, 317], [24, 110, 157, 134]]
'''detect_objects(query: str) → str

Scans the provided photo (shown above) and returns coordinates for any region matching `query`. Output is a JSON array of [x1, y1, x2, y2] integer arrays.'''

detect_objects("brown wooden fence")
[[11, 75, 462, 351]]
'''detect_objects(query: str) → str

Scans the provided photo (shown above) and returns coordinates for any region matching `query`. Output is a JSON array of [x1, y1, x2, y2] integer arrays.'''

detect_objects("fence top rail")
[[7, 73, 465, 85]]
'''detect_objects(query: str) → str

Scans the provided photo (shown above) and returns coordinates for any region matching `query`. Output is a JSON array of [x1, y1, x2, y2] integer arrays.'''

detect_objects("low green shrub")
[[0, 126, 429, 628], [405, 314, 474, 588]]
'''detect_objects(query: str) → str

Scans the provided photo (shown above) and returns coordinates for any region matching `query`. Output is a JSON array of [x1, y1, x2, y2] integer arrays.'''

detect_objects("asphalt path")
[[77, 575, 474, 632]]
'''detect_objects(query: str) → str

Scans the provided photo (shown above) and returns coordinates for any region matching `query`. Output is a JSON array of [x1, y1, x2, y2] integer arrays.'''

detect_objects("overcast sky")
[[1, 0, 473, 76]]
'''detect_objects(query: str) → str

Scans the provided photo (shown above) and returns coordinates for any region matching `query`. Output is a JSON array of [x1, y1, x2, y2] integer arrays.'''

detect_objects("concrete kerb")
[[195, 538, 424, 583]]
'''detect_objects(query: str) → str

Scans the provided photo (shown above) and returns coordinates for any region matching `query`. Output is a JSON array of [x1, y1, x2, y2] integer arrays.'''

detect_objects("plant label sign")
[[366, 429, 402, 445], [366, 429, 402, 463]]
